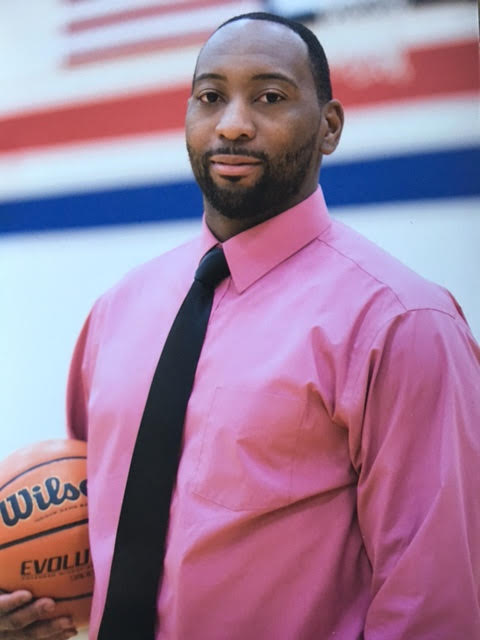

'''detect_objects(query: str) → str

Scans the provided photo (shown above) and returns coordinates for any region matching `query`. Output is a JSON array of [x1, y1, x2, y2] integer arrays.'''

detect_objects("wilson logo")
[[0, 476, 88, 527]]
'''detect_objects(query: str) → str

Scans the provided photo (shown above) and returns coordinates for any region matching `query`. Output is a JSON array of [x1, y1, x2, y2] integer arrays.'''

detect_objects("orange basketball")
[[0, 439, 93, 628]]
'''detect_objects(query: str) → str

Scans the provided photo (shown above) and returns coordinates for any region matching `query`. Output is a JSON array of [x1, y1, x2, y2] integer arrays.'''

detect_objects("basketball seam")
[[0, 457, 87, 492], [0, 518, 89, 551], [56, 592, 94, 602]]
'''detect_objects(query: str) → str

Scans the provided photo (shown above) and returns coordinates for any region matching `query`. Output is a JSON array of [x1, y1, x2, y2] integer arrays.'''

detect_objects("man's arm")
[[351, 308, 480, 639]]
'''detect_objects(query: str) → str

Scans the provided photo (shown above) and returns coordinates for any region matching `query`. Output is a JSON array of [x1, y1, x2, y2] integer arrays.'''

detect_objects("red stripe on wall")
[[1, 40, 477, 154], [67, 0, 240, 33], [65, 30, 212, 66], [0, 87, 190, 154], [333, 40, 479, 108]]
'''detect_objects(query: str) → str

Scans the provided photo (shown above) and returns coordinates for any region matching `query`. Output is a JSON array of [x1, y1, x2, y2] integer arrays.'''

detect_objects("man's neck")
[[204, 208, 278, 242]]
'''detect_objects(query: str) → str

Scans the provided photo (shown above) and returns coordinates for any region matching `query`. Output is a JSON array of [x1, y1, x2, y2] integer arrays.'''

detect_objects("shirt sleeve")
[[350, 308, 480, 639], [66, 311, 93, 442]]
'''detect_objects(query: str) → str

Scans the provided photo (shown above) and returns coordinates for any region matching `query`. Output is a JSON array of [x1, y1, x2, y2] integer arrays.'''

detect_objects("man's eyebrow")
[[193, 72, 226, 86], [251, 73, 299, 89]]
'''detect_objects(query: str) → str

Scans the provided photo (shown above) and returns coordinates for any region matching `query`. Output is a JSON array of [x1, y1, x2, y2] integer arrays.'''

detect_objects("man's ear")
[[319, 100, 344, 156]]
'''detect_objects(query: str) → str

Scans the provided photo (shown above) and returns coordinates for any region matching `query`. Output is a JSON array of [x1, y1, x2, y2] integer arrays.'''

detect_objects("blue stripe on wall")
[[1, 146, 478, 235]]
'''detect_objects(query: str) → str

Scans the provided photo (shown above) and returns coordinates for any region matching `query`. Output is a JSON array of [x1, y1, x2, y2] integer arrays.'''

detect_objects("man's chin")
[[211, 172, 262, 190], [197, 170, 273, 219], [206, 195, 273, 220]]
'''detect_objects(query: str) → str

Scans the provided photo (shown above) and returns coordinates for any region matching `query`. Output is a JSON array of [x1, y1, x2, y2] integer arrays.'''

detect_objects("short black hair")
[[214, 12, 332, 105]]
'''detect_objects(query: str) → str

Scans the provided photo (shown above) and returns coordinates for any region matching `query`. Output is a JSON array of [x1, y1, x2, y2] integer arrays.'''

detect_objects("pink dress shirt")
[[67, 188, 480, 639]]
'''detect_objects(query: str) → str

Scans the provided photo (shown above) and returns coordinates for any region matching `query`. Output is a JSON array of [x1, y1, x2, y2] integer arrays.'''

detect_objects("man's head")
[[185, 13, 343, 236], [211, 13, 333, 106]]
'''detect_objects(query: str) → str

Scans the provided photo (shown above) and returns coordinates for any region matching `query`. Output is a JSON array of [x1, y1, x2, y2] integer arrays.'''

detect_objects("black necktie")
[[98, 247, 230, 640]]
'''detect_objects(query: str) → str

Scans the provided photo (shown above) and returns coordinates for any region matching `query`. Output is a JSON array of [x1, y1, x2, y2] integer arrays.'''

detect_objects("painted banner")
[[0, 0, 478, 233]]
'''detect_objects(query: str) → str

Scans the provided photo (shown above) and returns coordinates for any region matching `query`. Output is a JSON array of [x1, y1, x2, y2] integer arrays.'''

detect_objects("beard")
[[187, 137, 318, 220]]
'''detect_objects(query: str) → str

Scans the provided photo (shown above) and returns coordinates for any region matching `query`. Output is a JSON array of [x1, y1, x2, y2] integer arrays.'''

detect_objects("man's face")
[[186, 20, 326, 221]]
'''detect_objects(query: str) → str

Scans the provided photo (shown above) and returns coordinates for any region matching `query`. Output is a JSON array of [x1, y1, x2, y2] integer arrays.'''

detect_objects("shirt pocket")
[[192, 386, 303, 511]]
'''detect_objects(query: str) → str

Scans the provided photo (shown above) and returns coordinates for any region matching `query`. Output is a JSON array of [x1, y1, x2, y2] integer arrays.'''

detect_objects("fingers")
[[0, 593, 53, 632], [0, 624, 77, 639], [0, 628, 76, 640], [0, 593, 33, 618], [0, 592, 77, 639]]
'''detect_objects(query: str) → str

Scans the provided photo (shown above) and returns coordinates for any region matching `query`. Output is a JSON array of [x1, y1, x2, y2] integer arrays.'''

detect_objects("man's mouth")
[[210, 154, 262, 178]]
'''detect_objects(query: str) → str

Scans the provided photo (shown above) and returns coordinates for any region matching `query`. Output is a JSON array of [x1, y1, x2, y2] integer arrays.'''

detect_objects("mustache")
[[203, 147, 268, 162]]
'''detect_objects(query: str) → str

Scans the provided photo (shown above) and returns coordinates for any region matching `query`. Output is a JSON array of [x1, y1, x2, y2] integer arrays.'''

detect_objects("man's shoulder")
[[318, 218, 460, 319], [102, 234, 200, 303]]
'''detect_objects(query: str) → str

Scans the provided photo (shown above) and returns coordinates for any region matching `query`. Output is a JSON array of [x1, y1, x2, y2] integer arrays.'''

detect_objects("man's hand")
[[0, 591, 77, 639]]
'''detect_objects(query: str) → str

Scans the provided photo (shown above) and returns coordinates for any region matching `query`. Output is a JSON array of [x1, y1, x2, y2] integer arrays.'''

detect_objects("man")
[[1, 12, 479, 640]]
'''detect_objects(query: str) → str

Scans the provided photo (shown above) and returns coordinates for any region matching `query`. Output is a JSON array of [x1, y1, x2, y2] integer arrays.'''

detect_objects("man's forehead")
[[195, 19, 309, 76]]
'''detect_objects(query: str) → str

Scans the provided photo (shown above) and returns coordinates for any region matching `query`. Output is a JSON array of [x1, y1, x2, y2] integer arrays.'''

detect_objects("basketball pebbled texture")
[[0, 439, 93, 628]]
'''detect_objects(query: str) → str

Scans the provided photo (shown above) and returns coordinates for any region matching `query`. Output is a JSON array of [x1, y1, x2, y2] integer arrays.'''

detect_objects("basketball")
[[0, 439, 92, 628]]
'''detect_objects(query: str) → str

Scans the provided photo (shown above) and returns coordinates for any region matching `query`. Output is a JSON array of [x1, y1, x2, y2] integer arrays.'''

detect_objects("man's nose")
[[215, 99, 256, 141]]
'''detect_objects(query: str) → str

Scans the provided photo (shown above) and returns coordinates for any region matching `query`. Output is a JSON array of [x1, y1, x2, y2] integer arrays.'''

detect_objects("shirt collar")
[[198, 187, 331, 293]]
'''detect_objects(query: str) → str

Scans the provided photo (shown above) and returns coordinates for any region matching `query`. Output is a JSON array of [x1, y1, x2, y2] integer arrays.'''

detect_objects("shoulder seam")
[[315, 235, 410, 312]]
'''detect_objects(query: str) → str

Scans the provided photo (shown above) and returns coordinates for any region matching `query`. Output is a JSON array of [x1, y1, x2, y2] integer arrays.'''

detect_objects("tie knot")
[[195, 247, 230, 288]]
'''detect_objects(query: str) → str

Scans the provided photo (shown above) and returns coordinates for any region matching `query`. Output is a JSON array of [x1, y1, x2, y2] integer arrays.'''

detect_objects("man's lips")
[[210, 154, 262, 165], [210, 154, 262, 178]]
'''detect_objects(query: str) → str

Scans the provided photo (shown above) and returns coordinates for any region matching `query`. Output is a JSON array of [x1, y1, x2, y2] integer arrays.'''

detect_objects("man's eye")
[[258, 92, 284, 104], [199, 92, 220, 104]]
